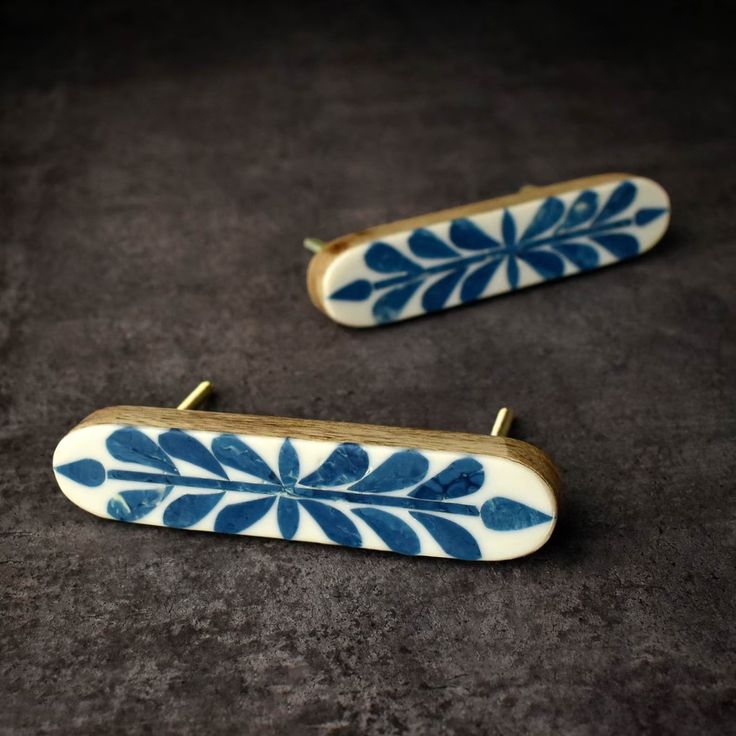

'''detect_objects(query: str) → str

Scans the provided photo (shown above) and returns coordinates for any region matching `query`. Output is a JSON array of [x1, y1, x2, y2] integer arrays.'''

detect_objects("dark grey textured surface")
[[1, 2, 735, 734]]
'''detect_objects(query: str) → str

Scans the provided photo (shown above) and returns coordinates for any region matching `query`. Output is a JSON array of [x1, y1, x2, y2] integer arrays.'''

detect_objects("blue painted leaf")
[[365, 242, 421, 274], [554, 242, 599, 270], [372, 281, 422, 323], [300, 443, 369, 487], [422, 268, 466, 312], [300, 500, 361, 547], [330, 280, 373, 301], [107, 427, 178, 474], [410, 458, 484, 500], [278, 439, 300, 487], [352, 508, 420, 555], [460, 259, 502, 303], [481, 497, 553, 530], [592, 233, 639, 259], [55, 459, 105, 487], [408, 229, 458, 259], [558, 190, 598, 231], [159, 429, 227, 478], [409, 512, 481, 560], [349, 450, 429, 493], [108, 487, 171, 522], [593, 181, 636, 223], [214, 496, 276, 534], [163, 492, 223, 528], [502, 210, 516, 247], [449, 219, 502, 251], [521, 250, 565, 280], [277, 497, 300, 539], [212, 435, 279, 483], [635, 208, 667, 226], [507, 255, 519, 289], [520, 197, 564, 241]]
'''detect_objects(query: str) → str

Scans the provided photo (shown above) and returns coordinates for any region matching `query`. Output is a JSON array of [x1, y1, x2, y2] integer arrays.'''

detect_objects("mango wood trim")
[[74, 406, 560, 500], [307, 172, 630, 311]]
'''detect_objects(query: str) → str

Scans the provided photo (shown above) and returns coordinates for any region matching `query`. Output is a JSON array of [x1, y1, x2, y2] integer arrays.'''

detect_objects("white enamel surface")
[[53, 424, 558, 562], [320, 176, 670, 326]]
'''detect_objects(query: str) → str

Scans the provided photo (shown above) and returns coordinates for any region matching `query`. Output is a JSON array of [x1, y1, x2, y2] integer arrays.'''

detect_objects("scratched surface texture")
[[1, 2, 734, 734]]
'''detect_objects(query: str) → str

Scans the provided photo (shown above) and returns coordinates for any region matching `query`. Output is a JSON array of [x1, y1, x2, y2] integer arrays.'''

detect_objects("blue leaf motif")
[[372, 281, 422, 323], [635, 208, 667, 226], [460, 259, 502, 303], [521, 250, 565, 280], [507, 255, 519, 289], [365, 242, 420, 274], [300, 500, 361, 547], [408, 229, 458, 259], [553, 242, 599, 271], [278, 497, 300, 539], [410, 458, 484, 500], [422, 268, 466, 312], [159, 429, 227, 478], [557, 190, 598, 231], [592, 233, 639, 259], [55, 459, 106, 487], [107, 427, 178, 474], [163, 492, 224, 528], [330, 280, 373, 301], [502, 210, 516, 247], [214, 496, 276, 534], [593, 181, 636, 223], [108, 487, 171, 522], [349, 450, 429, 493], [212, 435, 280, 483], [352, 508, 420, 555], [300, 443, 369, 487], [410, 512, 481, 560], [520, 197, 564, 241], [278, 439, 299, 487], [481, 497, 553, 531], [449, 219, 502, 251]]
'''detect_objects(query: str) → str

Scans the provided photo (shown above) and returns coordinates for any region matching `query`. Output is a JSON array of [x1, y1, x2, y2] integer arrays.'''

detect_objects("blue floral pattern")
[[327, 179, 669, 324], [54, 426, 555, 561]]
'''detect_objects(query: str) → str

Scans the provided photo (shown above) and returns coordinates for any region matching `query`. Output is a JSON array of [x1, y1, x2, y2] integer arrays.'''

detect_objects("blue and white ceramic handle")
[[53, 409, 560, 562], [307, 173, 670, 326]]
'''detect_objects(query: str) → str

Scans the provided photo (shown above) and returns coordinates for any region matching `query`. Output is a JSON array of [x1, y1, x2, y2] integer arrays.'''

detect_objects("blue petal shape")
[[558, 190, 598, 231], [107, 487, 171, 522], [214, 496, 276, 534], [159, 429, 227, 478], [507, 255, 519, 289], [107, 427, 178, 474], [300, 500, 361, 547], [330, 279, 373, 301], [410, 458, 484, 500], [277, 497, 300, 539], [635, 208, 667, 226], [278, 439, 299, 487], [554, 242, 599, 270], [408, 229, 458, 259], [212, 435, 280, 483], [349, 450, 429, 493], [593, 181, 636, 223], [449, 219, 502, 251], [409, 512, 481, 560], [460, 259, 502, 303], [422, 268, 466, 312], [372, 281, 422, 323], [520, 197, 564, 241], [481, 497, 553, 531], [300, 443, 369, 487], [163, 492, 223, 528], [365, 242, 421, 274], [521, 250, 565, 280], [55, 459, 105, 487], [502, 210, 516, 247], [592, 233, 639, 259], [352, 508, 420, 555]]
